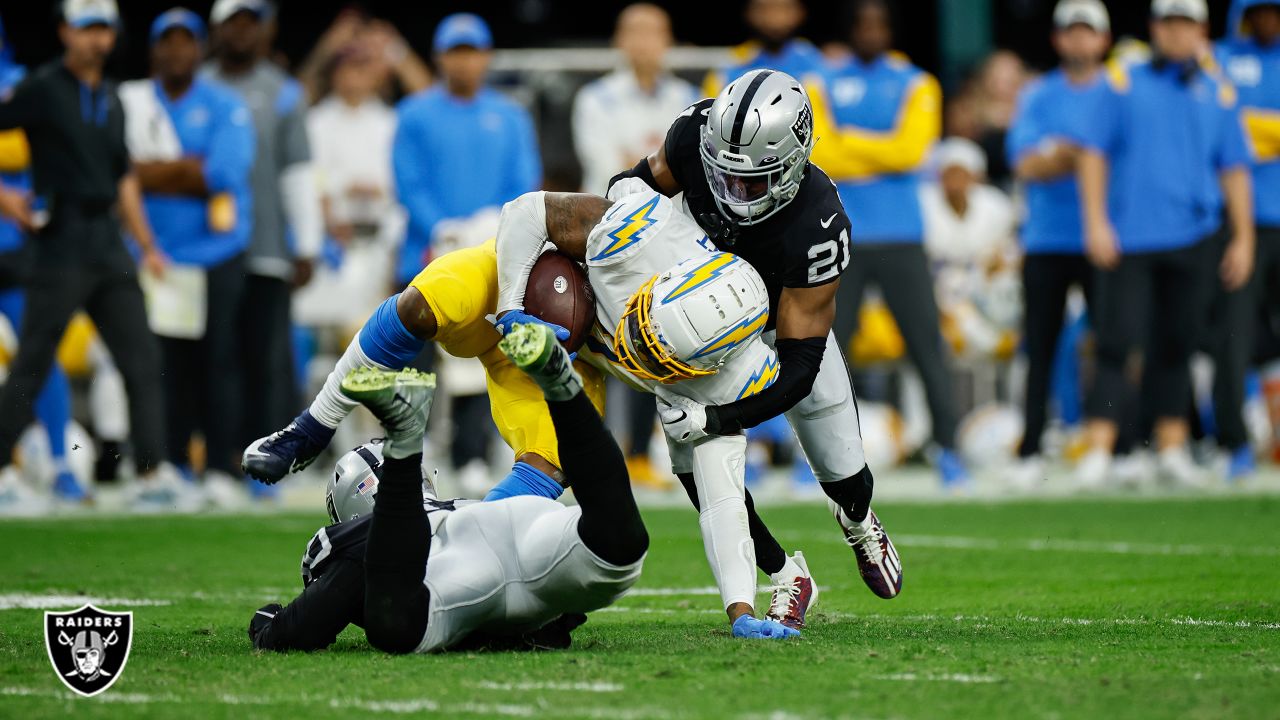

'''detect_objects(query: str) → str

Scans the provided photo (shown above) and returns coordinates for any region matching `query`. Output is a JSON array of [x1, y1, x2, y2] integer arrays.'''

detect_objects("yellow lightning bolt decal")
[[691, 306, 769, 360], [590, 195, 661, 261], [736, 355, 780, 399], [660, 252, 739, 304]]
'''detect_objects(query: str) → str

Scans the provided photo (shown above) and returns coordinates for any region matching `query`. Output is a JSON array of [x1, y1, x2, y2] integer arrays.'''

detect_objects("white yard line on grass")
[[874, 673, 1002, 684], [0, 593, 172, 610], [776, 531, 1280, 558], [472, 681, 624, 693]]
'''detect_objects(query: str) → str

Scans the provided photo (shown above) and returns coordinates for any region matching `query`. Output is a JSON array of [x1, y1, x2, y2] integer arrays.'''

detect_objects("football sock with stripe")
[[309, 295, 425, 429]]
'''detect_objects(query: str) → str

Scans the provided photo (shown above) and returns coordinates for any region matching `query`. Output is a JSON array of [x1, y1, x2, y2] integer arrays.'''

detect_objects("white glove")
[[656, 390, 709, 444]]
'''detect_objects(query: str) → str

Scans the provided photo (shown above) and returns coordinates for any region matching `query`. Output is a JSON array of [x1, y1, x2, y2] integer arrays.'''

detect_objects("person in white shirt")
[[299, 44, 404, 330], [571, 3, 696, 488], [572, 4, 697, 196], [920, 137, 1020, 360]]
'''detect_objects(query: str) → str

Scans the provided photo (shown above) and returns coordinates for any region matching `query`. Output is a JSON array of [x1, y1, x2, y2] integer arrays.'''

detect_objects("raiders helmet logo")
[[44, 605, 133, 697], [792, 104, 813, 147]]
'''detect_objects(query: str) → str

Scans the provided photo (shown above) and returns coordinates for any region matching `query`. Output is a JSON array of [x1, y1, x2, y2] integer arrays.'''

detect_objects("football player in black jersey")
[[611, 69, 901, 600]]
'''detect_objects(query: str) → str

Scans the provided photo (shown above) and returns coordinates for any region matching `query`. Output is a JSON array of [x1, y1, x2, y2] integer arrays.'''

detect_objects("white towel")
[[118, 79, 182, 162]]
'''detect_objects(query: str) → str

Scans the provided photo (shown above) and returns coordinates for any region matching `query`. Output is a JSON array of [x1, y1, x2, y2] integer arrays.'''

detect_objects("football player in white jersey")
[[248, 331, 675, 654], [492, 179, 901, 635]]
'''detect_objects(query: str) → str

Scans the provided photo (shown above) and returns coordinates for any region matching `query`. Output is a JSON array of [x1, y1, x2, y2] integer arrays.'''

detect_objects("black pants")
[[362, 390, 648, 654], [240, 274, 297, 446], [450, 393, 493, 468], [1255, 227, 1280, 364], [0, 247, 166, 472], [1205, 227, 1280, 449], [1019, 254, 1094, 457], [833, 242, 959, 448], [161, 254, 246, 475], [1087, 237, 1214, 432]]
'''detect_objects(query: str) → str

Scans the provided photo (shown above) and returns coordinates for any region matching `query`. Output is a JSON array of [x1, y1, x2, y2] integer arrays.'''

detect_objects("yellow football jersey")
[[408, 240, 605, 470]]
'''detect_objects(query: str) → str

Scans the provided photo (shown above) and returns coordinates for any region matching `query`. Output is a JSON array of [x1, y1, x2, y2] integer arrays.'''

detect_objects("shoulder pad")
[[586, 192, 671, 264]]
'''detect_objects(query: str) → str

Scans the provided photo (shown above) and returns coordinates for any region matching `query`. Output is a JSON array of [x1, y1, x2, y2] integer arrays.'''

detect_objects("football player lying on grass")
[[492, 179, 901, 636], [248, 327, 769, 653]]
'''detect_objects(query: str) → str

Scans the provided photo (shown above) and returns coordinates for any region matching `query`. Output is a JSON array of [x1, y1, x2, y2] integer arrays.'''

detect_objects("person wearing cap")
[[1215, 0, 1280, 475], [1004, 0, 1112, 490], [0, 16, 81, 511], [1074, 0, 1255, 488], [702, 0, 825, 95], [202, 0, 323, 491], [120, 8, 255, 503], [391, 12, 540, 491], [807, 0, 970, 489], [920, 137, 1018, 362], [0, 0, 194, 509]]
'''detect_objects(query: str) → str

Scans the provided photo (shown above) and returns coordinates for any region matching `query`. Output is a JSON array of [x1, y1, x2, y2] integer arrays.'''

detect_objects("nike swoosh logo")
[[820, 213, 838, 228]]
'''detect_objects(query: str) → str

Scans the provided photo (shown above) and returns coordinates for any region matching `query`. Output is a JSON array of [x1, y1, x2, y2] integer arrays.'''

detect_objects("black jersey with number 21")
[[661, 98, 852, 325]]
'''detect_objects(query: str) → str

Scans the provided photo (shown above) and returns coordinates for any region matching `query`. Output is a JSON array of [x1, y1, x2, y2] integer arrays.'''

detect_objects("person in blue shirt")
[[393, 13, 540, 288], [392, 13, 540, 482], [131, 9, 255, 488], [702, 0, 825, 95], [0, 17, 80, 504], [1075, 0, 1255, 488], [1215, 0, 1280, 478], [1004, 0, 1112, 489], [807, 0, 969, 488]]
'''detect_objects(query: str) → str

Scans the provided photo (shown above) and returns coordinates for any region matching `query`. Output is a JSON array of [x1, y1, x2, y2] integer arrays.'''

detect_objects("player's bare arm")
[[395, 287, 438, 340], [542, 192, 615, 260], [643, 146, 683, 196], [775, 282, 838, 342]]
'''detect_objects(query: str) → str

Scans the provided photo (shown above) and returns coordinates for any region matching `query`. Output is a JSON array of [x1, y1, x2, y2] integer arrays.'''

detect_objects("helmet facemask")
[[700, 135, 808, 226]]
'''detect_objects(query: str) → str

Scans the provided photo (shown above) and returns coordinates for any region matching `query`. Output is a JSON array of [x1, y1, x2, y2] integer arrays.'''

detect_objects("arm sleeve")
[[808, 73, 942, 181], [494, 191, 549, 315], [505, 107, 542, 199], [251, 559, 364, 652], [705, 336, 826, 434], [1217, 101, 1252, 170], [1068, 74, 1122, 153], [392, 109, 446, 244], [660, 102, 705, 189], [1005, 86, 1042, 167], [203, 99, 256, 193]]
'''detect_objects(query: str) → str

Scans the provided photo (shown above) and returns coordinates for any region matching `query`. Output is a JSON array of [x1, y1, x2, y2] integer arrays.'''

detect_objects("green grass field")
[[1, 497, 1278, 719]]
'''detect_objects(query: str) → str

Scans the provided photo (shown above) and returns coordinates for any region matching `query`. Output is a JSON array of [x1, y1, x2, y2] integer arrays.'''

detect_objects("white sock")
[[308, 336, 393, 428], [699, 495, 757, 611], [769, 554, 803, 585]]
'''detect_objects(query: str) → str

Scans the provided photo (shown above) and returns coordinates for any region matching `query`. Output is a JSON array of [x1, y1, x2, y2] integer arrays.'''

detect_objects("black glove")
[[698, 211, 740, 246], [248, 603, 283, 646]]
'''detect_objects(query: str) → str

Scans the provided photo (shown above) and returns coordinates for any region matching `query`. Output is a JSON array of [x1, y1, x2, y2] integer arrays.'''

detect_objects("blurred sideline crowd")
[[0, 0, 1278, 514]]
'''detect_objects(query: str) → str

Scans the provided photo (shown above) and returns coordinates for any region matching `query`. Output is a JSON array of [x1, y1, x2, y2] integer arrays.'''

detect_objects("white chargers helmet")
[[325, 440, 440, 524], [701, 69, 815, 225], [614, 252, 770, 384]]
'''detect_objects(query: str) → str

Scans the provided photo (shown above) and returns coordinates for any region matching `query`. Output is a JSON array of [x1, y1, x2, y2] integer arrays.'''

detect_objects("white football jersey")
[[579, 184, 781, 406]]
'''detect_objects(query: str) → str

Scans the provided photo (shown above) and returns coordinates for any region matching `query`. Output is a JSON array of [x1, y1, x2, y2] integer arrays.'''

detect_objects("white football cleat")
[[764, 552, 818, 630]]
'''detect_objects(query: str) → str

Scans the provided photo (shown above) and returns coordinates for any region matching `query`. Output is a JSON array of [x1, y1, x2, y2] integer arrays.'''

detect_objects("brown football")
[[523, 251, 596, 353]]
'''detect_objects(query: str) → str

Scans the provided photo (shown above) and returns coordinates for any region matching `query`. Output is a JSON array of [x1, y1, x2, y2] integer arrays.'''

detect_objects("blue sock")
[[358, 294, 425, 367], [484, 461, 563, 502]]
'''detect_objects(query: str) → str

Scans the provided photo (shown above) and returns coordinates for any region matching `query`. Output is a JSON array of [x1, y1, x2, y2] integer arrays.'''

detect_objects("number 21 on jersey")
[[807, 228, 850, 284]]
